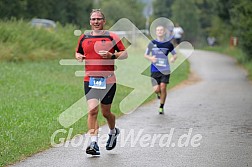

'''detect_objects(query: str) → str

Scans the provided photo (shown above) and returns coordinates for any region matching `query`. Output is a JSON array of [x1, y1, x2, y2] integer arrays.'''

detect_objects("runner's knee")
[[153, 85, 160, 93], [160, 83, 167, 91], [88, 107, 99, 117], [101, 104, 112, 118]]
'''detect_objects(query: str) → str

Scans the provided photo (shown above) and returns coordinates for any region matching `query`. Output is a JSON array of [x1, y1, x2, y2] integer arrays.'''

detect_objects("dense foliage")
[[0, 0, 251, 59], [153, 0, 252, 59], [0, 0, 145, 29]]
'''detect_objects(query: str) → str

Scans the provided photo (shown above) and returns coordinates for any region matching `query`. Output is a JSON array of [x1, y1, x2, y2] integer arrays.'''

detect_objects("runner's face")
[[156, 26, 166, 38], [90, 12, 105, 30]]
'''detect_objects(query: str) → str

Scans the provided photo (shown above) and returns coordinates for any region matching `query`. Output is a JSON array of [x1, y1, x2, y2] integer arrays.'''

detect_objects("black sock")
[[160, 104, 164, 108]]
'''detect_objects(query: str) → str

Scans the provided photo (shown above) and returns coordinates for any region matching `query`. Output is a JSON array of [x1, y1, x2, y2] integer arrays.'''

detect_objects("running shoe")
[[159, 108, 164, 114], [86, 141, 100, 155], [106, 128, 120, 150]]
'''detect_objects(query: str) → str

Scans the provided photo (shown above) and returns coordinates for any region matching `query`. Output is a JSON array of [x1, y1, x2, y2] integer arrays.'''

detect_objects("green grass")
[[0, 61, 84, 166], [0, 20, 190, 166], [204, 45, 252, 80], [0, 19, 78, 62]]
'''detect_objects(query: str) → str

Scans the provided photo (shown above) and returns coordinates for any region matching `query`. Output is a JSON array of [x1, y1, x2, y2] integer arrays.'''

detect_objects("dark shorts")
[[175, 38, 181, 45], [151, 72, 170, 86], [84, 82, 116, 104]]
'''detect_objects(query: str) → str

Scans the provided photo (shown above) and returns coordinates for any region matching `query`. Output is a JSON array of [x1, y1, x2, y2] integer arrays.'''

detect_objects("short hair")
[[90, 9, 105, 19], [156, 25, 165, 29]]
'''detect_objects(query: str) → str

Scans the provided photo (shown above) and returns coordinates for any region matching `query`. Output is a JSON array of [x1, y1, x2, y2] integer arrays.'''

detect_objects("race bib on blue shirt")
[[152, 48, 168, 68], [155, 58, 167, 67]]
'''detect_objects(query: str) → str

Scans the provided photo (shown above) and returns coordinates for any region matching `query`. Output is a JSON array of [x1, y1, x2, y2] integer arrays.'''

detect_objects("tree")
[[213, 0, 235, 25], [231, 0, 252, 59], [209, 0, 252, 59], [100, 0, 145, 29], [193, 0, 214, 34], [153, 0, 174, 19], [0, 0, 93, 26], [0, 0, 27, 19], [171, 0, 200, 43]]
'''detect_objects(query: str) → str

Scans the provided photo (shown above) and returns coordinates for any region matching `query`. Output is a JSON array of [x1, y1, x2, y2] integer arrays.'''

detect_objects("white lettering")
[[178, 128, 193, 147]]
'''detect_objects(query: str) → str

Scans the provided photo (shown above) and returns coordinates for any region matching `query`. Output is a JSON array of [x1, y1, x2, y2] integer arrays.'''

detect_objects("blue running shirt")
[[145, 40, 176, 73]]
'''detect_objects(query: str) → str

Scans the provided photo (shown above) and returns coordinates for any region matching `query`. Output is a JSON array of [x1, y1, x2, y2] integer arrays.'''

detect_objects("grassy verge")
[[0, 19, 78, 62], [0, 60, 81, 166], [204, 45, 252, 80]]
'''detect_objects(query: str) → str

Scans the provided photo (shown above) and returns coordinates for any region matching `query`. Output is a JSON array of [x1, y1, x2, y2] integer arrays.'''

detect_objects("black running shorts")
[[84, 82, 116, 104], [151, 72, 170, 86]]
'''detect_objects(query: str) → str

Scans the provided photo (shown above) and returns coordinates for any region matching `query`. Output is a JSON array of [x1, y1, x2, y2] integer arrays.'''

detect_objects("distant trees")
[[99, 0, 146, 29], [171, 0, 200, 43], [0, 0, 92, 27], [153, 0, 201, 43], [152, 0, 252, 59], [230, 0, 252, 59], [0, 0, 145, 29], [153, 0, 173, 18], [1, 0, 251, 59], [212, 0, 252, 59]]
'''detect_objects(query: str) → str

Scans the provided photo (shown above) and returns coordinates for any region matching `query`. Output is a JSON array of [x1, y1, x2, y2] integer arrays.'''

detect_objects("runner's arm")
[[75, 52, 85, 62], [144, 47, 156, 63], [169, 50, 177, 63]]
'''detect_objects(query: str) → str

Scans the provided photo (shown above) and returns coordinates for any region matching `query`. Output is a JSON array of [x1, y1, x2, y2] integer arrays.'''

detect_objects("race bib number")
[[89, 77, 106, 89], [155, 58, 167, 67]]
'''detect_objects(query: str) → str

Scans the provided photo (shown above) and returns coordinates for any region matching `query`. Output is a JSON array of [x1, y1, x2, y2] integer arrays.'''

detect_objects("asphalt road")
[[11, 50, 252, 167]]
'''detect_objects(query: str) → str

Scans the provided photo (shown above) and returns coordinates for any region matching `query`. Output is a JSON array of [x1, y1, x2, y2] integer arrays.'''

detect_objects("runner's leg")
[[101, 104, 115, 130], [87, 99, 99, 138], [160, 82, 167, 105]]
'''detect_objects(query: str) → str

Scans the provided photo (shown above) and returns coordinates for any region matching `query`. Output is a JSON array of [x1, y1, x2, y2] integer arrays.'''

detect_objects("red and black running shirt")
[[76, 31, 125, 84]]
